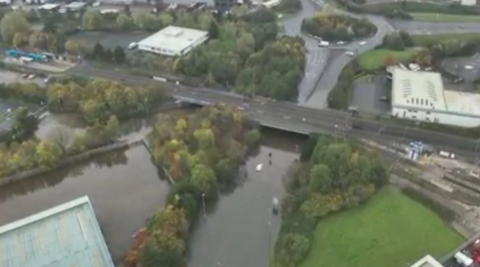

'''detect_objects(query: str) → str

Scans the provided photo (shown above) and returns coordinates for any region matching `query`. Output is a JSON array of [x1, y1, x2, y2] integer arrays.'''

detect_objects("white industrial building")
[[391, 68, 480, 128], [409, 255, 444, 267], [137, 26, 209, 57], [461, 0, 476, 6]]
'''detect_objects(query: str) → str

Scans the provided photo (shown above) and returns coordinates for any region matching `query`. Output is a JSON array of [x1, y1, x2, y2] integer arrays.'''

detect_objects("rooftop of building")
[[65, 1, 87, 8], [39, 3, 59, 9], [0, 196, 114, 267], [138, 25, 208, 54], [410, 255, 444, 267], [392, 68, 447, 111]]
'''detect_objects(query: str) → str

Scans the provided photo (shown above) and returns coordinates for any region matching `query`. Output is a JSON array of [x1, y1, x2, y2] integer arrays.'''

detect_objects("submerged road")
[[72, 66, 480, 159]]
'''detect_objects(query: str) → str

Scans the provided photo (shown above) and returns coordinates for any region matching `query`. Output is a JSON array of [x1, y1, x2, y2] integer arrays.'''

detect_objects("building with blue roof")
[[0, 196, 115, 267]]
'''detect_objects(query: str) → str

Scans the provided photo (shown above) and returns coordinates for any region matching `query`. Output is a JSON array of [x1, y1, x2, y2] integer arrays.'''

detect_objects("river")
[[1, 112, 306, 267]]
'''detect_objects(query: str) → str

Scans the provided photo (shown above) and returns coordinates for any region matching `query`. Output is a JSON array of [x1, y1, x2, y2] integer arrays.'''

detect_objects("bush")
[[245, 128, 261, 148]]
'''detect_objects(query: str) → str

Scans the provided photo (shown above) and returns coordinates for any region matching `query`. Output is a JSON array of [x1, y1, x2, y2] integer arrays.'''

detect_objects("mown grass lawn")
[[410, 12, 480, 23], [299, 187, 464, 267], [357, 49, 416, 71]]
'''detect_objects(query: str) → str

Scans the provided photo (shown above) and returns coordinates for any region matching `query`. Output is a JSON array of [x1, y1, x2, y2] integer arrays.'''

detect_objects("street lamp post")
[[201, 193, 206, 218]]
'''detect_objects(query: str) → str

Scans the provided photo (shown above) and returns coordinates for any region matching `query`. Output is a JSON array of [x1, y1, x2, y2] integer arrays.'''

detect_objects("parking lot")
[[0, 70, 45, 86], [68, 31, 150, 50], [351, 73, 391, 114], [442, 54, 480, 83]]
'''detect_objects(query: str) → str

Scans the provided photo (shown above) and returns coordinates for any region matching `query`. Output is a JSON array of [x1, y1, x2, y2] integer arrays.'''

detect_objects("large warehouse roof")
[[0, 196, 114, 267], [138, 26, 208, 55], [392, 68, 447, 111], [443, 90, 480, 116]]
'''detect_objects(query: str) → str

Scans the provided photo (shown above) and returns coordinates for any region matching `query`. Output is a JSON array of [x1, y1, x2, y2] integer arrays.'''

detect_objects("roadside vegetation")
[[273, 0, 302, 14], [301, 8, 376, 42], [299, 186, 463, 267], [273, 134, 388, 267], [123, 105, 261, 267], [410, 12, 480, 23], [358, 49, 416, 70]]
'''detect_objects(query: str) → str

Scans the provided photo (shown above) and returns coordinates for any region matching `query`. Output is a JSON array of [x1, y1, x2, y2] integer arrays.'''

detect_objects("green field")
[[358, 49, 416, 70], [411, 33, 480, 46], [299, 187, 464, 267], [410, 12, 480, 22]]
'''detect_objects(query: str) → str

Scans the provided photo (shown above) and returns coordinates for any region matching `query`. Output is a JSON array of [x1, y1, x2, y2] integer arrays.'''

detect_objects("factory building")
[[137, 26, 209, 57], [391, 68, 480, 128]]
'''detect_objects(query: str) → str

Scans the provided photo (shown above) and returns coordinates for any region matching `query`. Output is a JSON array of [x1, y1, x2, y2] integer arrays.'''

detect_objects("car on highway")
[[337, 41, 345, 45], [345, 51, 355, 56], [359, 41, 367, 46]]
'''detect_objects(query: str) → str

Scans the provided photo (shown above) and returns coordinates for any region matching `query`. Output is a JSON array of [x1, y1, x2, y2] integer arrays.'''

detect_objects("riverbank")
[[0, 138, 142, 187]]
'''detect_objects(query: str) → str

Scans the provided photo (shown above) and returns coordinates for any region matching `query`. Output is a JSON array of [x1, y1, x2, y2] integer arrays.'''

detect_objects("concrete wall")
[[392, 106, 480, 128], [0, 140, 141, 187]]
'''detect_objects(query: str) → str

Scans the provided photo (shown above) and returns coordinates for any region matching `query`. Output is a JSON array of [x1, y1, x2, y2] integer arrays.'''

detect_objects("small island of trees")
[[302, 8, 377, 42]]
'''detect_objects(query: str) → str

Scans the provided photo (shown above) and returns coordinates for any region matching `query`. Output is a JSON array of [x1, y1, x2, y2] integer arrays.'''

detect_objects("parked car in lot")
[[318, 41, 329, 47], [337, 41, 345, 45], [128, 42, 138, 50]]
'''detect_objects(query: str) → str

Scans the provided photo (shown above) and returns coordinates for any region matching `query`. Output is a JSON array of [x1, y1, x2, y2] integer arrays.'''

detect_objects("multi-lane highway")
[[72, 65, 480, 160]]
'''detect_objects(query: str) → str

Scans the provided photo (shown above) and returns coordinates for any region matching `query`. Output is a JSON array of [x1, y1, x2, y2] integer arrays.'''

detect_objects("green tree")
[[36, 141, 61, 170], [116, 13, 134, 31], [47, 126, 74, 155], [245, 129, 261, 148], [208, 20, 219, 39], [105, 115, 120, 140], [191, 164, 217, 196], [0, 12, 30, 44], [64, 40, 87, 56], [82, 11, 103, 31], [113, 45, 126, 63], [92, 42, 105, 60], [12, 32, 27, 48], [135, 12, 158, 31], [309, 163, 332, 193]]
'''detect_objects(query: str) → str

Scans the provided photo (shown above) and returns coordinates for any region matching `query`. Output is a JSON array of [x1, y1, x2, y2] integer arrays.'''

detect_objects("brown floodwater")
[[2, 109, 307, 267]]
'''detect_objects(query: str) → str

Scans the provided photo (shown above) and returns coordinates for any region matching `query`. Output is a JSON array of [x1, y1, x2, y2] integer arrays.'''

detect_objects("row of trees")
[[46, 78, 165, 124], [0, 107, 39, 145], [273, 134, 387, 267], [0, 115, 120, 178], [123, 105, 261, 267], [302, 9, 376, 41]]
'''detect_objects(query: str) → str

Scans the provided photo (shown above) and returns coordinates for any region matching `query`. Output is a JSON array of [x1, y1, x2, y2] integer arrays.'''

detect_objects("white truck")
[[439, 150, 455, 159], [318, 41, 329, 47]]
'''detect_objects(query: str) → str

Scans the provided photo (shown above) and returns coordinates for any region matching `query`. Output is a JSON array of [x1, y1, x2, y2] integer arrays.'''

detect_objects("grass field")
[[410, 12, 480, 22], [358, 49, 416, 70], [411, 33, 480, 46], [299, 187, 464, 267]]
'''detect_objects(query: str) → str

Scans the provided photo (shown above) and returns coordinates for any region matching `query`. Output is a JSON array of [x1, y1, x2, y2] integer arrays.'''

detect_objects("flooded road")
[[187, 130, 305, 267], [0, 145, 170, 265]]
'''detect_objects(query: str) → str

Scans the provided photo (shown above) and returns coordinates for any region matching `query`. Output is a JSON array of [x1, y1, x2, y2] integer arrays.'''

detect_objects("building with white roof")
[[0, 196, 114, 267], [65, 1, 87, 10], [409, 255, 444, 267], [38, 3, 59, 11], [392, 68, 480, 128], [137, 25, 209, 57]]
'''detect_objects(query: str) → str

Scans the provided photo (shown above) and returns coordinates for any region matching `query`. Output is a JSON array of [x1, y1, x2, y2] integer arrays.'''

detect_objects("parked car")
[[345, 51, 354, 56], [128, 42, 138, 50], [359, 41, 367, 46], [22, 73, 29, 79], [28, 74, 36, 79], [337, 41, 345, 45]]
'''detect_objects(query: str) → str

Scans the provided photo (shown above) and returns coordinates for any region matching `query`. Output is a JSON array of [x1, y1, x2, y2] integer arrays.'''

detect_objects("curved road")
[[284, 0, 480, 108]]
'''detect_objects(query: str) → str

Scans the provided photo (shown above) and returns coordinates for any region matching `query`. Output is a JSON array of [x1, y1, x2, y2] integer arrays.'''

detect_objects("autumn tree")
[[0, 12, 30, 44], [82, 11, 103, 31], [383, 53, 395, 67], [36, 141, 61, 170], [47, 126, 74, 155]]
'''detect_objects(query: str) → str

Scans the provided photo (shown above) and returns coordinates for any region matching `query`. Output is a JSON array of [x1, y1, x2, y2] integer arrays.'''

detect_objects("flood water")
[[2, 110, 306, 267], [188, 129, 305, 267], [0, 145, 170, 265]]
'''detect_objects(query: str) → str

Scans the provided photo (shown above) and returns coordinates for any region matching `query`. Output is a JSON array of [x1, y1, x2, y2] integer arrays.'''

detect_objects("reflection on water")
[[0, 145, 170, 265], [187, 130, 306, 267]]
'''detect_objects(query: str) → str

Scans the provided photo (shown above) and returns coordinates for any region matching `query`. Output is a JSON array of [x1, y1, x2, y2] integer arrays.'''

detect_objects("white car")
[[92, 1, 101, 6], [359, 41, 367, 46], [28, 74, 36, 80], [128, 42, 138, 50], [337, 41, 345, 45], [345, 51, 355, 56]]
